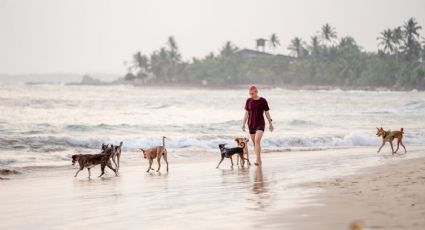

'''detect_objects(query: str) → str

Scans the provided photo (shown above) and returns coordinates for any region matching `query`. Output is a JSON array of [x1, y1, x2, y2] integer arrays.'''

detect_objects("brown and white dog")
[[376, 127, 407, 155], [140, 136, 169, 173], [235, 137, 251, 166], [72, 146, 117, 178], [102, 142, 123, 173]]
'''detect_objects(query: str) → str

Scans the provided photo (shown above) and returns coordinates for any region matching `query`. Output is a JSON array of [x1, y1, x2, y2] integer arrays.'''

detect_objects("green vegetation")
[[125, 18, 425, 90]]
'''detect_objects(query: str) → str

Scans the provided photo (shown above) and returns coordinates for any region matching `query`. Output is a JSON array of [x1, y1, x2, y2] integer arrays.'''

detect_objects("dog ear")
[[140, 148, 144, 152]]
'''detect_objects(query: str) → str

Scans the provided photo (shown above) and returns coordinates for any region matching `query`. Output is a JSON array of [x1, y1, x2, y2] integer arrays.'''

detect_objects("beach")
[[0, 84, 425, 229], [1, 146, 425, 229]]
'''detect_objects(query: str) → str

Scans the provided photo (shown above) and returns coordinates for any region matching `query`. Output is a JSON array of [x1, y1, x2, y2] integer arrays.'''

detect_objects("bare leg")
[[377, 141, 385, 153], [254, 130, 264, 166], [216, 157, 224, 169]]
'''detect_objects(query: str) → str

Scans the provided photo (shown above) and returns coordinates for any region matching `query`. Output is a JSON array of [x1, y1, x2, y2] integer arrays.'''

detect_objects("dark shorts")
[[249, 128, 264, 134]]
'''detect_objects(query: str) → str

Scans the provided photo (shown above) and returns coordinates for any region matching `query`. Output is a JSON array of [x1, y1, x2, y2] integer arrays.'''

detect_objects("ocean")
[[0, 83, 424, 168]]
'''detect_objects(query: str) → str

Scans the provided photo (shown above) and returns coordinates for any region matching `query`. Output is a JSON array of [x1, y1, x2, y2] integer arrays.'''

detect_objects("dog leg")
[[390, 141, 395, 155], [400, 141, 407, 153], [230, 156, 234, 168], [237, 155, 239, 166], [87, 168, 91, 179], [157, 156, 161, 172], [117, 153, 121, 172], [74, 168, 82, 177], [216, 157, 224, 169], [147, 158, 153, 173], [163, 151, 169, 172], [111, 156, 118, 173], [377, 141, 385, 153], [395, 140, 400, 153], [99, 163, 106, 177], [240, 155, 245, 168], [107, 161, 118, 176]]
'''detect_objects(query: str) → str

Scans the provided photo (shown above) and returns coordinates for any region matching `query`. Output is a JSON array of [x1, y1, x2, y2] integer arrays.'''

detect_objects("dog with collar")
[[376, 127, 406, 155], [216, 144, 246, 168]]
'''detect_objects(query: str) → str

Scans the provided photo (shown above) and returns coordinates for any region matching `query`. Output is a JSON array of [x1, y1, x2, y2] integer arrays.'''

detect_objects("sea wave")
[[1, 132, 423, 153]]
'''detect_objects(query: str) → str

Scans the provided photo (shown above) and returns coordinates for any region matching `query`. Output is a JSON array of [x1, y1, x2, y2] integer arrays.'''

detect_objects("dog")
[[102, 142, 123, 173], [234, 137, 251, 166], [216, 144, 246, 168], [140, 136, 169, 173], [72, 146, 117, 178], [376, 127, 406, 155]]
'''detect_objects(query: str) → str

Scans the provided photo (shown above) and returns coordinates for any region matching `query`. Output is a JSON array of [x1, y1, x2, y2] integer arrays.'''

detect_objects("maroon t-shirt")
[[245, 97, 270, 130]]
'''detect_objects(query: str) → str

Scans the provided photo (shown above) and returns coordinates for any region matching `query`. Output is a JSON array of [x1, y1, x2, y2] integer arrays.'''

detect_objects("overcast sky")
[[0, 0, 424, 74]]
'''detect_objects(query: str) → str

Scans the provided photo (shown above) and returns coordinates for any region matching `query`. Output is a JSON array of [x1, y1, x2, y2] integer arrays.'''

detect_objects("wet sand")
[[1, 146, 424, 229], [278, 157, 425, 230]]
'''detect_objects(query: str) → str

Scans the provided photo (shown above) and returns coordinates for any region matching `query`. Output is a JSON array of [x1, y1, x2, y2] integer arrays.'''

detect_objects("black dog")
[[216, 144, 246, 168]]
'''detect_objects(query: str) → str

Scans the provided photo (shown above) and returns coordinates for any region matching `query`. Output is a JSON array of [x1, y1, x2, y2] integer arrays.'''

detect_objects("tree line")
[[124, 18, 425, 90]]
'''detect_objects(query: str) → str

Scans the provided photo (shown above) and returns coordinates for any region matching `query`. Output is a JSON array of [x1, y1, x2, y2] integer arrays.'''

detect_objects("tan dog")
[[140, 136, 169, 172], [376, 127, 406, 155], [235, 137, 251, 166]]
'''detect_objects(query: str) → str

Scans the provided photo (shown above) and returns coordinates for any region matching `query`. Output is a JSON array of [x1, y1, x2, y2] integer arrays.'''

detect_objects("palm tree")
[[220, 41, 239, 58], [339, 36, 357, 50], [377, 29, 394, 54], [309, 36, 320, 56], [402, 18, 422, 60], [167, 36, 181, 62], [269, 33, 280, 52], [167, 36, 178, 51], [392, 26, 403, 62], [320, 23, 337, 46], [288, 37, 306, 57]]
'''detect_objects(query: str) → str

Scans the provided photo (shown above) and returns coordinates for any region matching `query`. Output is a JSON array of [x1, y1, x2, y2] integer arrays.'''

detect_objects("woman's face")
[[249, 88, 258, 98]]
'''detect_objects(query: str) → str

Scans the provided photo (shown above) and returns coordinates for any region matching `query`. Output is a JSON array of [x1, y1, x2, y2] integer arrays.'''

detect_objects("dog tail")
[[400, 128, 404, 134]]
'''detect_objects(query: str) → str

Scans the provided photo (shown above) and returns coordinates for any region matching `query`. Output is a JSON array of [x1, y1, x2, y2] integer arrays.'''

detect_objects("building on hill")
[[237, 49, 297, 63]]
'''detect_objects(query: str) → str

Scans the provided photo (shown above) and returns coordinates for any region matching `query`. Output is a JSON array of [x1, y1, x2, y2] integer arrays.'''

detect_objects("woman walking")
[[242, 85, 273, 166]]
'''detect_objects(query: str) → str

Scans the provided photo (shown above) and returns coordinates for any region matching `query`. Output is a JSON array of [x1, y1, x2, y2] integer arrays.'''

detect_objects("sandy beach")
[[1, 146, 424, 229], [277, 156, 425, 229]]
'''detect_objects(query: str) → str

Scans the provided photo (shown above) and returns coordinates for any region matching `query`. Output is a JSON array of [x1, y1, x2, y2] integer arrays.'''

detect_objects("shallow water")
[[1, 147, 424, 230], [0, 84, 424, 167]]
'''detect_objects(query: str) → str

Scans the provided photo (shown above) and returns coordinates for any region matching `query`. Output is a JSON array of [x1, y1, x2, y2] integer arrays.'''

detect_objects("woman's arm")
[[265, 111, 274, 132], [242, 110, 248, 132]]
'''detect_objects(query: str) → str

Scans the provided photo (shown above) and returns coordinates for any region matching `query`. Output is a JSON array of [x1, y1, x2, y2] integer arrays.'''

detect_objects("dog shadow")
[[380, 152, 407, 159]]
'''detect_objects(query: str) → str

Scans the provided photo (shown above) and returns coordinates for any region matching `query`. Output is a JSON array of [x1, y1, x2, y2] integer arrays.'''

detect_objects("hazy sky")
[[0, 0, 424, 74]]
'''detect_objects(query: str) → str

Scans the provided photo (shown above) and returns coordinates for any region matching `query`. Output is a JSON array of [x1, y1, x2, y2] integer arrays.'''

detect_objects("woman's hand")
[[269, 124, 274, 132], [242, 125, 246, 132]]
